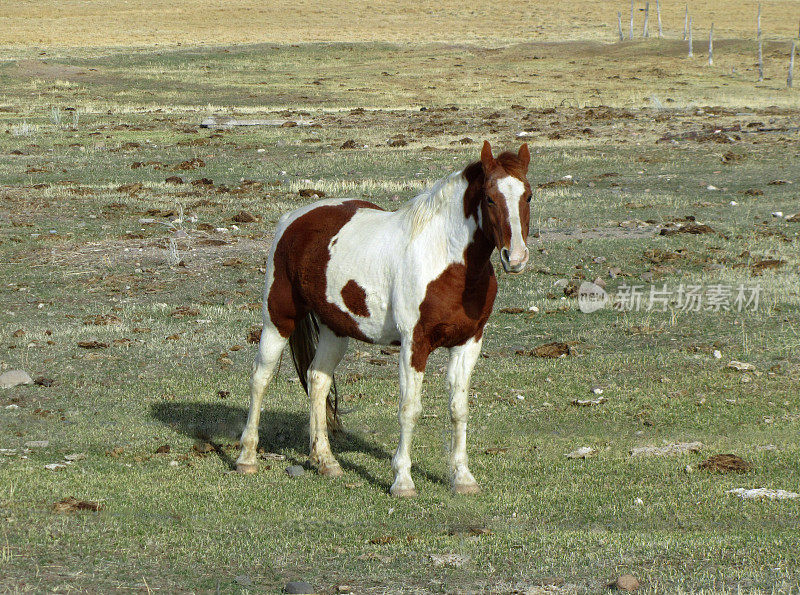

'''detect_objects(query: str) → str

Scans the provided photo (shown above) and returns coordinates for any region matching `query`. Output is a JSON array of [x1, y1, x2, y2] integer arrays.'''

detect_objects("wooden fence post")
[[630, 0, 635, 40], [709, 23, 714, 66], [643, 2, 650, 38], [684, 5, 688, 40], [656, 0, 663, 38], [789, 41, 796, 88], [688, 17, 694, 57], [618, 11, 624, 41], [758, 4, 764, 82]]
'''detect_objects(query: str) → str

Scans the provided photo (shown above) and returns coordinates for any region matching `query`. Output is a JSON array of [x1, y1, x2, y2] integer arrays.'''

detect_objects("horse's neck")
[[425, 168, 494, 270]]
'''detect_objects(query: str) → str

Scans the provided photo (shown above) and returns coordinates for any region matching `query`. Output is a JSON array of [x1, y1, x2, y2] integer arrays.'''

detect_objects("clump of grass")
[[49, 107, 81, 130], [10, 121, 38, 136]]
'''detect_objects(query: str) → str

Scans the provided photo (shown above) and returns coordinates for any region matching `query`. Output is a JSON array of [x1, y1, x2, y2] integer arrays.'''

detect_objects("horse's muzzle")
[[500, 247, 529, 274]]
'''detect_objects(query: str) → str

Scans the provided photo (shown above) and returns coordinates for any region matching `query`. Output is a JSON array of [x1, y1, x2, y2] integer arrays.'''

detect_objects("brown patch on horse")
[[461, 161, 484, 221], [494, 145, 529, 181], [410, 232, 497, 372], [267, 200, 382, 339], [341, 279, 370, 317]]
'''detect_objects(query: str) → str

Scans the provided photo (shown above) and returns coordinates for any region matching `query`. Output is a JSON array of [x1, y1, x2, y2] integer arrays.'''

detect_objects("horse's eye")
[[486, 197, 495, 205], [526, 194, 532, 203]]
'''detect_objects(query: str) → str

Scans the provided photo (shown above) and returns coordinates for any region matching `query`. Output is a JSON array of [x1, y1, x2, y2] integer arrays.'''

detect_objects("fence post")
[[757, 4, 764, 82], [789, 41, 796, 88], [656, 0, 663, 38], [684, 4, 688, 40], [708, 23, 714, 66], [688, 17, 694, 57], [630, 0, 635, 39], [643, 2, 650, 37], [618, 11, 624, 41]]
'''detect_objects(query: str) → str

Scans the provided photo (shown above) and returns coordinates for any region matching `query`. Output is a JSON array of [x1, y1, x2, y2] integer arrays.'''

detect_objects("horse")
[[236, 140, 532, 497]]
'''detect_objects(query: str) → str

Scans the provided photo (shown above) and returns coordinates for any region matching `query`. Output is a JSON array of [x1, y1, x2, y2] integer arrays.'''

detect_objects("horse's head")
[[478, 140, 531, 274]]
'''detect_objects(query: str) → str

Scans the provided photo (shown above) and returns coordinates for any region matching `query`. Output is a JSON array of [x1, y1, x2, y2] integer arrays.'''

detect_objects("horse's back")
[[265, 198, 391, 340]]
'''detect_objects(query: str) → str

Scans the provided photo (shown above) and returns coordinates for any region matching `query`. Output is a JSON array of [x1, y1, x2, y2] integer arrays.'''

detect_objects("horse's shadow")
[[150, 402, 445, 492]]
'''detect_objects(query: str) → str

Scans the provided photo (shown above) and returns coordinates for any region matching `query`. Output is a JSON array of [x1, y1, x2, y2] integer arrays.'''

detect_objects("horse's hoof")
[[390, 486, 418, 498], [236, 463, 258, 475], [453, 482, 481, 495], [319, 462, 344, 478]]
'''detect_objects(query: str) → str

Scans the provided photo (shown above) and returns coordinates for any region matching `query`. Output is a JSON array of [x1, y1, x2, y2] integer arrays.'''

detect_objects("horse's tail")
[[288, 313, 343, 434]]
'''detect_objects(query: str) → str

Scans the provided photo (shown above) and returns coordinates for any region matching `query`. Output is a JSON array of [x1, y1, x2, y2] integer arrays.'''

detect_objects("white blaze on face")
[[495, 176, 529, 269]]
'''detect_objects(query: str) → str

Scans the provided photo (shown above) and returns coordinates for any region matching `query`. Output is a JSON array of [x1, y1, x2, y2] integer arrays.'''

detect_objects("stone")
[[565, 446, 596, 459], [286, 465, 305, 478], [429, 553, 469, 567], [538, 576, 564, 587], [25, 440, 49, 448], [630, 442, 703, 457], [284, 580, 314, 594], [0, 370, 33, 389], [614, 574, 640, 591], [726, 487, 799, 500]]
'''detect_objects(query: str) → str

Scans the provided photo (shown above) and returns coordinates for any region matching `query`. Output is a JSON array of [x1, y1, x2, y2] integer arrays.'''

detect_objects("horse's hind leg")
[[236, 324, 287, 474], [307, 323, 348, 477]]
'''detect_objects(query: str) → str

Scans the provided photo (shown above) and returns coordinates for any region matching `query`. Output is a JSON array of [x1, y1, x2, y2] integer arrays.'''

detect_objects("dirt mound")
[[699, 454, 752, 473]]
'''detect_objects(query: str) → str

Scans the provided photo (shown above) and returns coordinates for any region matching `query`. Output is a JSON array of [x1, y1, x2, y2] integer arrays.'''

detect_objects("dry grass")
[[2, 39, 798, 117], [1, 0, 799, 47]]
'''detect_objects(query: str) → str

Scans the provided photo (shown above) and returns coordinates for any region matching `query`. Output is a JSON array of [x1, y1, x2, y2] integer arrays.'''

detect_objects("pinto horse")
[[237, 141, 531, 496]]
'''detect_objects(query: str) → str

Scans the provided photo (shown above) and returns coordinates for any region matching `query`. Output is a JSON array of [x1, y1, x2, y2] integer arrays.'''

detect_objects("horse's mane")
[[398, 168, 468, 238], [398, 152, 525, 237]]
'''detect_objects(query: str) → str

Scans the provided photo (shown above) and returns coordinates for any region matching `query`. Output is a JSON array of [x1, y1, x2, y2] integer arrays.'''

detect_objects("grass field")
[[1, 3, 800, 593]]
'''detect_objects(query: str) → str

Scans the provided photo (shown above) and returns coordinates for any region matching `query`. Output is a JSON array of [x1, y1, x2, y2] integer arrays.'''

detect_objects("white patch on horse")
[[325, 208, 402, 344], [496, 176, 528, 267], [322, 171, 474, 345], [399, 170, 467, 238]]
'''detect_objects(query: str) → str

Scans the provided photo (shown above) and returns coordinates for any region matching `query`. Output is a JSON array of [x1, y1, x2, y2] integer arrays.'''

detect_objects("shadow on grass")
[[150, 402, 445, 493]]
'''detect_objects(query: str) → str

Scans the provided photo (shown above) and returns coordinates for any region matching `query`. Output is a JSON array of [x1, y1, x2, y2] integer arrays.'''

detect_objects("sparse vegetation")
[[1, 5, 799, 593]]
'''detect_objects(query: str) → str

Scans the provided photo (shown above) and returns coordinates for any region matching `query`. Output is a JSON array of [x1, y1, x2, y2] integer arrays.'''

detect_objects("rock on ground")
[[614, 574, 640, 591], [726, 488, 799, 500], [0, 370, 33, 389], [429, 553, 469, 568], [565, 446, 597, 459], [630, 442, 703, 457], [286, 465, 305, 478], [284, 581, 314, 594]]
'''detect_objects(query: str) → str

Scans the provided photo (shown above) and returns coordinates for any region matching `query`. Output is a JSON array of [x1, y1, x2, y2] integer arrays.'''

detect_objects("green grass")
[[1, 41, 799, 593]]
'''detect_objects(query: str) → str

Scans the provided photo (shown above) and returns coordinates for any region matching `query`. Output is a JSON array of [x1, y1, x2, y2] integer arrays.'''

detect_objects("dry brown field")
[[1, 0, 799, 47]]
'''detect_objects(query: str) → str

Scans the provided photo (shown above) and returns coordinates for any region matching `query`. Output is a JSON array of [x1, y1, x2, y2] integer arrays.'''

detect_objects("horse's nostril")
[[500, 248, 510, 261]]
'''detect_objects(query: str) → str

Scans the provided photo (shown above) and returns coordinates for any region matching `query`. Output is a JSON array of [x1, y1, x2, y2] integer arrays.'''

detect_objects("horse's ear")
[[518, 143, 530, 172], [480, 140, 495, 170]]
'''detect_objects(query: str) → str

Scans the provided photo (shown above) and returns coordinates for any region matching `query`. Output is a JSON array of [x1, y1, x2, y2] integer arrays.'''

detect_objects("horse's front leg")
[[390, 339, 427, 497], [447, 337, 483, 494]]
